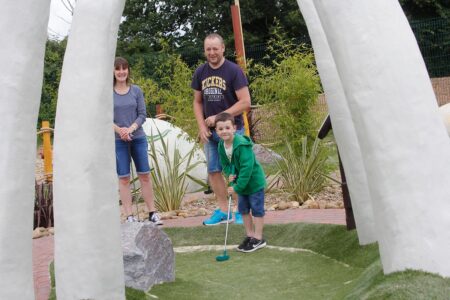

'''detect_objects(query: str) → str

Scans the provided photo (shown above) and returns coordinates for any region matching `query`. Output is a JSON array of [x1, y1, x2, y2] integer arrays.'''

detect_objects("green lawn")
[[49, 223, 450, 299]]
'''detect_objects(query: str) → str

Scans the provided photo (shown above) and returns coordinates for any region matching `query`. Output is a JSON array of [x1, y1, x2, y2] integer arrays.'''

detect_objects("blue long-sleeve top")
[[113, 84, 147, 140]]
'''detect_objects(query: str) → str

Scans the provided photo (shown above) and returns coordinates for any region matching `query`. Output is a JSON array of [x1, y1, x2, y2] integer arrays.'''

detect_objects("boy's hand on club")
[[227, 186, 235, 194], [228, 175, 236, 182]]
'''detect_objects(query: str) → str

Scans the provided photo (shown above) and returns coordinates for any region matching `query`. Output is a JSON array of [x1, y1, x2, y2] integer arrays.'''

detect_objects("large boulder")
[[142, 118, 207, 193], [121, 222, 175, 291]]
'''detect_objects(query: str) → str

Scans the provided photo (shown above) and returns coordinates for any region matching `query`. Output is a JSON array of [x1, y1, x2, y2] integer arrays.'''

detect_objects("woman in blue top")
[[113, 57, 162, 225]]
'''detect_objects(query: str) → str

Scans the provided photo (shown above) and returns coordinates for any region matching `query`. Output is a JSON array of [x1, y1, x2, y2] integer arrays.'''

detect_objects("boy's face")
[[216, 120, 236, 143]]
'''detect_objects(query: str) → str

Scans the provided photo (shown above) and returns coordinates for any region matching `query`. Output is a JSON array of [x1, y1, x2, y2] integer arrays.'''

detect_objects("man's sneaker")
[[234, 212, 243, 225], [242, 238, 267, 253], [126, 215, 138, 223], [203, 209, 233, 226], [237, 236, 252, 252], [149, 212, 163, 225]]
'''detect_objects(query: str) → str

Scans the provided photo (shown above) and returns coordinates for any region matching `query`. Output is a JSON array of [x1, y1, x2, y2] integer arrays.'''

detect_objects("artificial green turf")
[[149, 249, 359, 300], [48, 223, 450, 299]]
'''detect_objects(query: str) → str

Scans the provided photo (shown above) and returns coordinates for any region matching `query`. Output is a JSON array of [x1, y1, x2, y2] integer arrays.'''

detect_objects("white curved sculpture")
[[53, 0, 126, 299], [314, 0, 450, 276], [296, 0, 376, 245], [142, 118, 207, 193], [0, 1, 50, 299]]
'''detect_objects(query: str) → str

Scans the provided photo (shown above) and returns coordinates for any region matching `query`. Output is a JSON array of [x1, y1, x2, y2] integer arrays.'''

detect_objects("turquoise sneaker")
[[234, 212, 244, 225], [203, 209, 233, 226]]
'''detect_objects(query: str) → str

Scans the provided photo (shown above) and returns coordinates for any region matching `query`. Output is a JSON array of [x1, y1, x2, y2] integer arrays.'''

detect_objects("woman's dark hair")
[[114, 57, 130, 86], [215, 112, 235, 126]]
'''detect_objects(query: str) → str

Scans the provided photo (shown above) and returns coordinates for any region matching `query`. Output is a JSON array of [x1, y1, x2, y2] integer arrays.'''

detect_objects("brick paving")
[[32, 208, 345, 300]]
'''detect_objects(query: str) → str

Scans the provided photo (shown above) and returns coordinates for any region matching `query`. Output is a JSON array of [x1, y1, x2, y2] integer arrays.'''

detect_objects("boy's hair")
[[215, 112, 235, 126]]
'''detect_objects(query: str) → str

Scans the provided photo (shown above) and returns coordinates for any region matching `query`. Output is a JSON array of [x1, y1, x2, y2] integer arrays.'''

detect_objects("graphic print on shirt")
[[202, 76, 227, 102]]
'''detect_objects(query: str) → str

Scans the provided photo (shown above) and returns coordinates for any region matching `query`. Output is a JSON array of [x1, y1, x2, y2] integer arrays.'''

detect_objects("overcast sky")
[[48, 0, 73, 40]]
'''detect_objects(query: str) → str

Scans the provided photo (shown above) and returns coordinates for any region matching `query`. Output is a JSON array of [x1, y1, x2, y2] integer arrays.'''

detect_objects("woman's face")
[[114, 65, 128, 83]]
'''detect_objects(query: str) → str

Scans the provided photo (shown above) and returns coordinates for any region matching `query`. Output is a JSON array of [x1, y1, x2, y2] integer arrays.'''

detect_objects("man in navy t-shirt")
[[192, 33, 251, 225]]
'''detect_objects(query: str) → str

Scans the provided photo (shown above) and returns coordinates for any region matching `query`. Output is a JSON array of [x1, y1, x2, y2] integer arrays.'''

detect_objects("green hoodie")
[[218, 134, 266, 195]]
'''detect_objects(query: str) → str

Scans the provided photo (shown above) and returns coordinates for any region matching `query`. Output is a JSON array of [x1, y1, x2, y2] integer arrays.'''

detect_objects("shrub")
[[275, 137, 328, 204], [147, 124, 206, 212], [249, 23, 321, 151]]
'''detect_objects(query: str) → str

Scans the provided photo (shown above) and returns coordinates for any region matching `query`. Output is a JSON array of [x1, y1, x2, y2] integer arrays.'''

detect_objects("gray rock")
[[121, 222, 175, 291], [253, 144, 282, 164]]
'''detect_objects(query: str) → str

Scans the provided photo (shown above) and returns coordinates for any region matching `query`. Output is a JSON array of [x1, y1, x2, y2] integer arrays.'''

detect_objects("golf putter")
[[216, 193, 232, 262]]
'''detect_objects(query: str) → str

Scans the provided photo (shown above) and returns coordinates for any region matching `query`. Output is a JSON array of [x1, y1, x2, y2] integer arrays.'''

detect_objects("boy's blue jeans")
[[238, 188, 265, 217]]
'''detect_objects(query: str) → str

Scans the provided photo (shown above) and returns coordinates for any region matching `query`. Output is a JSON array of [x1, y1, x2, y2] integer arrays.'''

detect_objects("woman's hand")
[[118, 127, 132, 141]]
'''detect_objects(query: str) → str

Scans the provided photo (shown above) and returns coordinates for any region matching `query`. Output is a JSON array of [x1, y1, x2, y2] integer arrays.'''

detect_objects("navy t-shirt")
[[191, 59, 248, 129]]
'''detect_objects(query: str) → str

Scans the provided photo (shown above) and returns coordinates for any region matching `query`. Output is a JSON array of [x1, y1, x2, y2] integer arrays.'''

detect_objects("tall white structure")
[[53, 0, 126, 298], [0, 1, 51, 299], [314, 0, 450, 276], [296, 0, 376, 245]]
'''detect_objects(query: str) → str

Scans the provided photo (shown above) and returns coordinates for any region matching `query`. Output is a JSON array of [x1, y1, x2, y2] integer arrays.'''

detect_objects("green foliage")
[[400, 0, 450, 19], [250, 24, 321, 145], [275, 137, 328, 204], [130, 46, 198, 139], [39, 39, 66, 127], [147, 123, 206, 212], [119, 0, 307, 51]]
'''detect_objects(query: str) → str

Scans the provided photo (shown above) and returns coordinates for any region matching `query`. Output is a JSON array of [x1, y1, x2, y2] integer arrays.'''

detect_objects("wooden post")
[[42, 121, 53, 182], [231, 1, 251, 137]]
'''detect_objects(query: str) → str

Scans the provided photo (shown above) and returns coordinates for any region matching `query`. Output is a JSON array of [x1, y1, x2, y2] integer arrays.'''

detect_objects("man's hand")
[[198, 126, 211, 144], [205, 115, 216, 128]]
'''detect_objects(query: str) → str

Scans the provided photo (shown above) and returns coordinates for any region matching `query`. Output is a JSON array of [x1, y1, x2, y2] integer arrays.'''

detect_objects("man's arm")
[[204, 86, 251, 127], [193, 89, 211, 143]]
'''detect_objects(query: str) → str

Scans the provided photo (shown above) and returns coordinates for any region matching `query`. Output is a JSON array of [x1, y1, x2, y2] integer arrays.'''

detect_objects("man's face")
[[204, 37, 225, 67]]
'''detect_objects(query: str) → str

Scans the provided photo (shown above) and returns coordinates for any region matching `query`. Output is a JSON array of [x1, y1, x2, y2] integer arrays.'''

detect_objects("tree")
[[118, 0, 308, 51], [400, 0, 450, 19], [39, 39, 67, 127]]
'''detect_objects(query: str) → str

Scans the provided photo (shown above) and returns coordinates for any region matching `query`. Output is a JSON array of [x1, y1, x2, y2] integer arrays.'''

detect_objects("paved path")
[[33, 208, 345, 300]]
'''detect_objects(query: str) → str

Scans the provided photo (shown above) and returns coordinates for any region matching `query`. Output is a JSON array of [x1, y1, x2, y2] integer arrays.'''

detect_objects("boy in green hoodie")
[[215, 112, 267, 252]]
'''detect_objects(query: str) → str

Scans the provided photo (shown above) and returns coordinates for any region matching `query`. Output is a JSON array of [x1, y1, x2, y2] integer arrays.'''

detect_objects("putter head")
[[216, 251, 230, 262]]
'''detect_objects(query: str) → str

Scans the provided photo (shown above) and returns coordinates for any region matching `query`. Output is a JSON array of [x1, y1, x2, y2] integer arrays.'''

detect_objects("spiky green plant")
[[147, 124, 207, 212], [276, 137, 328, 204]]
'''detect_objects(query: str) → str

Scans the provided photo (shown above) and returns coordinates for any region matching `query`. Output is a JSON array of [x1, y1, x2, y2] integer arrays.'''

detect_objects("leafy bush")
[[147, 124, 206, 212], [275, 137, 328, 204], [133, 51, 198, 140], [249, 23, 321, 151]]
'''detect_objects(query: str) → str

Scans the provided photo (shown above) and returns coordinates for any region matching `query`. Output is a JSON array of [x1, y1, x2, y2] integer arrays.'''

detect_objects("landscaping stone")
[[122, 222, 175, 291], [277, 201, 289, 210], [253, 144, 282, 164], [290, 201, 300, 208]]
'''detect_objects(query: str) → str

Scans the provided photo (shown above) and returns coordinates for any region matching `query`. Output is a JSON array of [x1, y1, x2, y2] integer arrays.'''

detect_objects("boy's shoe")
[[234, 212, 244, 225], [242, 238, 267, 253], [203, 209, 233, 226], [237, 236, 252, 252], [149, 212, 163, 226], [126, 215, 138, 223]]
